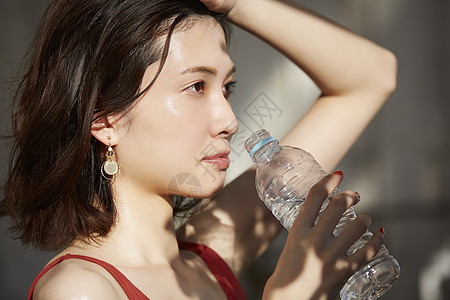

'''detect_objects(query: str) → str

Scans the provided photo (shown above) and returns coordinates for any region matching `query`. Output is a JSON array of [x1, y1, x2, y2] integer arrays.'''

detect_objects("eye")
[[223, 80, 237, 99], [186, 81, 205, 94]]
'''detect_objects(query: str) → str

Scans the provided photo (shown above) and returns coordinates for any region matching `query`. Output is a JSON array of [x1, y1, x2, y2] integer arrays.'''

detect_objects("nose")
[[210, 96, 238, 140]]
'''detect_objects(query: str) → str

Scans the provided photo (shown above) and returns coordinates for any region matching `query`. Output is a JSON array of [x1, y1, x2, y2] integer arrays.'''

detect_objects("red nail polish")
[[379, 227, 385, 234], [333, 170, 343, 175]]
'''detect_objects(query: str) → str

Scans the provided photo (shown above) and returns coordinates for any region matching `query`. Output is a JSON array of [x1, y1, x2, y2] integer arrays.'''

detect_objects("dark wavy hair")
[[0, 0, 231, 251]]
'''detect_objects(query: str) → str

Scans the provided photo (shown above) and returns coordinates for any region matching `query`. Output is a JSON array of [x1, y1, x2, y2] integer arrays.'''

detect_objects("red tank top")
[[27, 242, 247, 300]]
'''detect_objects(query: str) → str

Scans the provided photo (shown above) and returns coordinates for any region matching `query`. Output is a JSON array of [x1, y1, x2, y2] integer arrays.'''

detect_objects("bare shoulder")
[[33, 258, 126, 300]]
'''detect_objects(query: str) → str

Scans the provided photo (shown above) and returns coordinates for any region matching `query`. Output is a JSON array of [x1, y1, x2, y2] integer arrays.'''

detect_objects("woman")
[[1, 0, 396, 299]]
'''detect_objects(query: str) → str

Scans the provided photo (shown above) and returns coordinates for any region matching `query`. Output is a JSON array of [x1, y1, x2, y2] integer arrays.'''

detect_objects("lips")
[[202, 152, 231, 170]]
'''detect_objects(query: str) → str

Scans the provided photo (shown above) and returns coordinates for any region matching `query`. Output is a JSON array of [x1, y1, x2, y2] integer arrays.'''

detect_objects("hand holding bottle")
[[262, 173, 384, 300], [246, 129, 400, 299]]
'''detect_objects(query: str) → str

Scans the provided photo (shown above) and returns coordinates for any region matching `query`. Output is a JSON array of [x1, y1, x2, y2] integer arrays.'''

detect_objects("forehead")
[[137, 18, 233, 93], [167, 18, 231, 68], [177, 16, 228, 43]]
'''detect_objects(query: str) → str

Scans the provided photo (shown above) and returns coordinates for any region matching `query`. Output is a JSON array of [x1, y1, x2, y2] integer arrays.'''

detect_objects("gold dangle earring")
[[101, 136, 120, 180]]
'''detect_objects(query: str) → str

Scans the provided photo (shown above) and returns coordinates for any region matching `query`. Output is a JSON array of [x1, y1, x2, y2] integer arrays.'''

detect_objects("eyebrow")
[[181, 66, 236, 78]]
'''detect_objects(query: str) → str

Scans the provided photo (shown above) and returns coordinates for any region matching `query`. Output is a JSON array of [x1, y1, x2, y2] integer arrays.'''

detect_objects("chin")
[[166, 171, 225, 200], [198, 184, 223, 199], [187, 180, 225, 199]]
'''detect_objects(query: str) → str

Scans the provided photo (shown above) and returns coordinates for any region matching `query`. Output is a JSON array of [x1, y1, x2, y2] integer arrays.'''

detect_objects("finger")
[[295, 171, 343, 228], [330, 213, 372, 257], [199, 0, 218, 10], [346, 227, 384, 272], [200, 0, 233, 14], [315, 191, 360, 238]]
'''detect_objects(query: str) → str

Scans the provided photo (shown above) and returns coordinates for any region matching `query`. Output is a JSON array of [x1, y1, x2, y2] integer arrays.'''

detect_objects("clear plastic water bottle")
[[244, 129, 400, 299]]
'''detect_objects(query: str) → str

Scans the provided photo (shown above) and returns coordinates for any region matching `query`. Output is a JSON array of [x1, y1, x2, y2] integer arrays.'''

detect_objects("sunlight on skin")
[[253, 209, 268, 236], [271, 247, 327, 299], [268, 226, 382, 300]]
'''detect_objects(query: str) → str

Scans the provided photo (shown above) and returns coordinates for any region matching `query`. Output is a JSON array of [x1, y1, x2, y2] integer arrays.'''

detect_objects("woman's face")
[[112, 18, 238, 201]]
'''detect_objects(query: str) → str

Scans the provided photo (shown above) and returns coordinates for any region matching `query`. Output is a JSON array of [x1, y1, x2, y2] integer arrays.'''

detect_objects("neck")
[[71, 180, 181, 267]]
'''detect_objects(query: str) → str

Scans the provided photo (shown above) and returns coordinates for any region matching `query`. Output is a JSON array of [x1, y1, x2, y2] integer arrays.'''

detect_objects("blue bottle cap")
[[249, 136, 276, 158]]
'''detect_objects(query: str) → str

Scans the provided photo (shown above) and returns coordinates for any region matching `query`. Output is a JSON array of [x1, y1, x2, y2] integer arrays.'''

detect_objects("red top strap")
[[28, 243, 247, 300], [178, 241, 248, 300], [27, 254, 149, 300]]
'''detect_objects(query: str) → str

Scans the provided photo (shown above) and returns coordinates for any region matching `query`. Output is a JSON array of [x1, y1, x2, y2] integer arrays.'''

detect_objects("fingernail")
[[379, 227, 385, 235], [355, 191, 360, 200], [333, 170, 343, 175]]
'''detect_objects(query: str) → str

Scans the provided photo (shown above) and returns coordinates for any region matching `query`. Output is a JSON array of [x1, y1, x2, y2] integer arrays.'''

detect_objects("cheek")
[[121, 115, 203, 171], [156, 100, 210, 157], [114, 93, 213, 186]]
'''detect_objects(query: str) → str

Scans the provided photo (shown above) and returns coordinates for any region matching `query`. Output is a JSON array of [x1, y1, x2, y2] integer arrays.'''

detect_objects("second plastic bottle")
[[244, 129, 400, 300]]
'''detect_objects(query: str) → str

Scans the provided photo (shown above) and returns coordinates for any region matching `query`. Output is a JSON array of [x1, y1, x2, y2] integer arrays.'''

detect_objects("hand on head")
[[200, 0, 236, 15]]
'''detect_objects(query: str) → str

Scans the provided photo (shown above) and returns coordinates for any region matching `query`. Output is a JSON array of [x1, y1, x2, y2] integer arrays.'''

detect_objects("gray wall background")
[[1, 0, 449, 299]]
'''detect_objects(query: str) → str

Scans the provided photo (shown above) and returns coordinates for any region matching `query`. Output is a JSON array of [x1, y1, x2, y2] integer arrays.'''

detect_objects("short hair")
[[1, 0, 231, 251]]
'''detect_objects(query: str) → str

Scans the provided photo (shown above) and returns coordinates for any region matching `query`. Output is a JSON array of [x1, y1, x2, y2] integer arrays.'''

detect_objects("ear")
[[91, 116, 118, 146]]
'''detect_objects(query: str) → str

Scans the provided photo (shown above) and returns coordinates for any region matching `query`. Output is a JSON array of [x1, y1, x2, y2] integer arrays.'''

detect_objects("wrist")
[[225, 0, 258, 25]]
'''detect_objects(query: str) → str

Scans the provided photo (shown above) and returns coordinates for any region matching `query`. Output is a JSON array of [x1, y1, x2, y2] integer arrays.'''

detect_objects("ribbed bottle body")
[[245, 129, 400, 299]]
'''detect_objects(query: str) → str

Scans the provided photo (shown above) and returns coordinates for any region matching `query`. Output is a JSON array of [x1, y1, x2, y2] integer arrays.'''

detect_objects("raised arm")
[[223, 0, 397, 171], [179, 0, 395, 292]]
